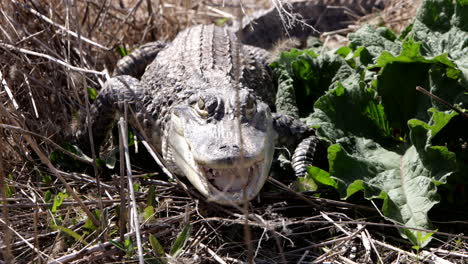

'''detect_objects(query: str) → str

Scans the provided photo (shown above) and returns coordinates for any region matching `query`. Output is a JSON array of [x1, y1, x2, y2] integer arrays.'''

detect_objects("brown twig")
[[416, 86, 468, 118]]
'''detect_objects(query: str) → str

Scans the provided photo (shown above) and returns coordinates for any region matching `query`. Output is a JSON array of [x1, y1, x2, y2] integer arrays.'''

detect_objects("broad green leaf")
[[307, 81, 391, 141], [270, 49, 352, 117], [169, 224, 192, 257], [273, 0, 465, 247], [428, 65, 467, 111], [348, 25, 401, 58], [308, 68, 457, 246], [270, 48, 318, 71], [410, 0, 468, 73], [328, 141, 455, 246], [306, 166, 337, 188], [374, 39, 456, 68], [408, 108, 459, 150], [275, 69, 300, 117], [374, 61, 432, 134]]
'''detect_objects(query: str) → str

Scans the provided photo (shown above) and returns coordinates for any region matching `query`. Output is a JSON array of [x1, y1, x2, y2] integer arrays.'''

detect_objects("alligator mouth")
[[200, 161, 263, 193]]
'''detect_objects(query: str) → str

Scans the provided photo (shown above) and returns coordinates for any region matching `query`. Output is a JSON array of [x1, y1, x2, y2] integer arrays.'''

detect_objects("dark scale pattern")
[[272, 113, 315, 149], [291, 136, 319, 177], [137, 24, 275, 151]]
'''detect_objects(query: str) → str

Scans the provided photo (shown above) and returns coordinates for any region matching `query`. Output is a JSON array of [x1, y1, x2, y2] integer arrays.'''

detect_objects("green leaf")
[[308, 77, 457, 245], [371, 36, 465, 135], [51, 192, 68, 214], [410, 0, 468, 73], [128, 125, 136, 147], [415, 0, 454, 31], [374, 39, 456, 68], [51, 225, 88, 245], [44, 190, 52, 203], [41, 172, 52, 184], [295, 175, 318, 192], [307, 80, 391, 141], [133, 182, 140, 192], [110, 240, 124, 250], [335, 46, 352, 58], [87, 87, 98, 101], [408, 108, 459, 150], [270, 48, 318, 71], [407, 229, 436, 249], [169, 224, 192, 257], [144, 206, 155, 222], [272, 0, 466, 247], [84, 210, 100, 232], [328, 141, 455, 245], [214, 17, 230, 26], [374, 61, 432, 134], [348, 25, 401, 59], [147, 185, 156, 208], [306, 166, 337, 188], [116, 46, 128, 57], [49, 143, 93, 172], [270, 49, 350, 116], [124, 238, 135, 256], [149, 234, 166, 259], [275, 69, 300, 117]]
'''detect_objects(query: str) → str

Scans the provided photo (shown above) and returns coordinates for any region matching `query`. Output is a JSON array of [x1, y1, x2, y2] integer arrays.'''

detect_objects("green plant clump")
[[270, 0, 467, 246]]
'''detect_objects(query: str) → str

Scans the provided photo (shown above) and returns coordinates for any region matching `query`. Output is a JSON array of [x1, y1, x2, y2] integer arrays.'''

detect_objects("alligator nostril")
[[219, 145, 240, 152]]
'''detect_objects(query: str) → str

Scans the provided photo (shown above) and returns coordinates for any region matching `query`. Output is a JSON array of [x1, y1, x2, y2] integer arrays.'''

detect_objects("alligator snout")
[[194, 143, 260, 167]]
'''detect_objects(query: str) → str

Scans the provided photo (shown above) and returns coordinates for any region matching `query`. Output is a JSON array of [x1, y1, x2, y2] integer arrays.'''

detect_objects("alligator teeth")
[[201, 162, 262, 193]]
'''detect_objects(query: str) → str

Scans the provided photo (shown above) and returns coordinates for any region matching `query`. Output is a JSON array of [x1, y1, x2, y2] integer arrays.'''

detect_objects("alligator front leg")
[[273, 113, 319, 177], [76, 76, 146, 155], [77, 42, 166, 154]]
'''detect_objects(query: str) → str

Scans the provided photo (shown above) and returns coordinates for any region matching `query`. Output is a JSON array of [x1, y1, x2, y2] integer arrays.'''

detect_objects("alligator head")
[[163, 87, 276, 205]]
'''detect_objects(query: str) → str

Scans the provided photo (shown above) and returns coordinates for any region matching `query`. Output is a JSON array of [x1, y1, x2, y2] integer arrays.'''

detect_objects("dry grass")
[[1, 0, 467, 263]]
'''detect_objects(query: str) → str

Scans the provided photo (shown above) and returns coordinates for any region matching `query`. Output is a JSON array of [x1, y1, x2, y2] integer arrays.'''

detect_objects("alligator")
[[77, 0, 385, 205]]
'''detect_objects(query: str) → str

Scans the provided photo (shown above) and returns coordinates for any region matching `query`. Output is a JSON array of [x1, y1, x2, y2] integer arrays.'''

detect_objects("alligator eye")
[[195, 97, 209, 117], [245, 97, 256, 118]]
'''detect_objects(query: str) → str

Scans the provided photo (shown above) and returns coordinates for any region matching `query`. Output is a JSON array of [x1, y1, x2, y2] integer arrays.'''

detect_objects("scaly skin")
[[78, 0, 386, 204], [78, 25, 286, 204]]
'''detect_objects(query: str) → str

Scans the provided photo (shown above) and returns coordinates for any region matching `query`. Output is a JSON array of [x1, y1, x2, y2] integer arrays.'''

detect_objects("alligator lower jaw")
[[198, 161, 265, 203]]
